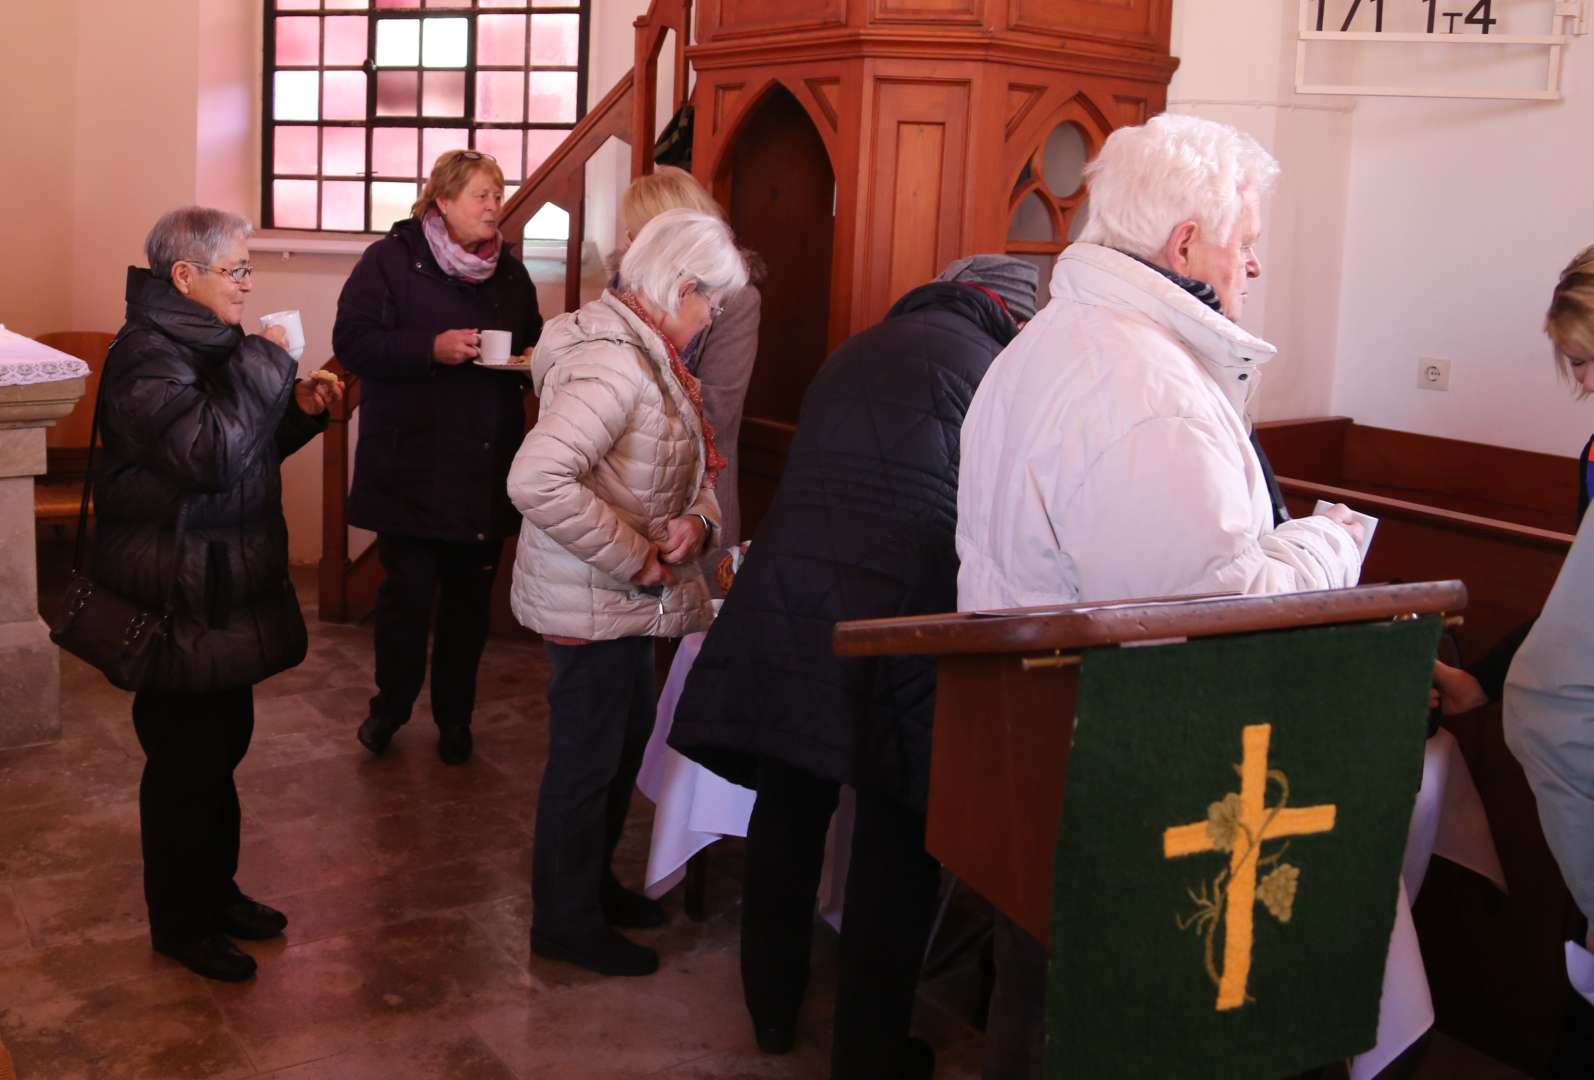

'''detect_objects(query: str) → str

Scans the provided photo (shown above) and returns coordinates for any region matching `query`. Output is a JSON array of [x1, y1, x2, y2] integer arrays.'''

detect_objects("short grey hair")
[[618, 208, 748, 318], [1076, 114, 1279, 260], [145, 206, 254, 281]]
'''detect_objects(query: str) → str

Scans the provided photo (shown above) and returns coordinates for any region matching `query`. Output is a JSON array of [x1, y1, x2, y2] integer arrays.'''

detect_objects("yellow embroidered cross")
[[1162, 723, 1336, 1011]]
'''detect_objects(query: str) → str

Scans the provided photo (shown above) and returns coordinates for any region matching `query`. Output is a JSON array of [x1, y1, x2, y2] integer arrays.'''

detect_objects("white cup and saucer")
[[258, 310, 306, 361], [475, 329, 527, 370]]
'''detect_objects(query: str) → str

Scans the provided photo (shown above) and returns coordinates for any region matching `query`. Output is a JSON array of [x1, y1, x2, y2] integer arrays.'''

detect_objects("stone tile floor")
[[1, 564, 1529, 1078]]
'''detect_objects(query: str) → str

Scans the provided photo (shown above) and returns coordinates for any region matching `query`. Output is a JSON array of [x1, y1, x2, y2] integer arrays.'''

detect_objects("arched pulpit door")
[[719, 84, 836, 538]]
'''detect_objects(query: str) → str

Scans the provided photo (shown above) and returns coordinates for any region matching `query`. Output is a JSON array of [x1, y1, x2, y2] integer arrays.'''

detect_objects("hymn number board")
[[1296, 0, 1586, 99], [1314, 0, 1500, 35]]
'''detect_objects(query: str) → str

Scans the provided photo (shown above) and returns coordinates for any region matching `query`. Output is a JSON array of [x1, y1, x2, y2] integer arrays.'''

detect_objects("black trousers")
[[371, 533, 501, 730], [531, 636, 656, 939], [742, 759, 942, 1078], [131, 685, 255, 945]]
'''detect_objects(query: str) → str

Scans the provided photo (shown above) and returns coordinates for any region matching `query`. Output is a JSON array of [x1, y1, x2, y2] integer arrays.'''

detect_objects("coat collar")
[[1048, 243, 1276, 416], [123, 267, 243, 357]]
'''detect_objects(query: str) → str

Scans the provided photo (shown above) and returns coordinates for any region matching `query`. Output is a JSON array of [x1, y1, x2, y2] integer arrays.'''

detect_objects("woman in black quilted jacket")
[[93, 206, 339, 983], [669, 255, 1039, 1080]]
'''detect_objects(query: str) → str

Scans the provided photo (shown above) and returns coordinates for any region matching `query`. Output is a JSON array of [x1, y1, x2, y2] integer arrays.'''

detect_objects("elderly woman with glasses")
[[93, 206, 341, 982], [507, 208, 748, 977], [333, 148, 543, 766]]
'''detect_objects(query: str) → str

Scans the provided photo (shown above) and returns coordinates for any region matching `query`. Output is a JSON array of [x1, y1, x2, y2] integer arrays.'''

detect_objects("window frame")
[[260, 0, 590, 235]]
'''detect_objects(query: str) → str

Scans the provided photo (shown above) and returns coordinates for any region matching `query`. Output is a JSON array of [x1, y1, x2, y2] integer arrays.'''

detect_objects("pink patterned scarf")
[[613, 289, 725, 489], [421, 209, 501, 284]]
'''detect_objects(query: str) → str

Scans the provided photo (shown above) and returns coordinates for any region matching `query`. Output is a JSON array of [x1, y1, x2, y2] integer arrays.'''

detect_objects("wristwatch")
[[691, 512, 715, 545]]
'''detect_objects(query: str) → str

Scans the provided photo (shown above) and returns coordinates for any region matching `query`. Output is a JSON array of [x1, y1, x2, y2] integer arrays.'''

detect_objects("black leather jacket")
[[90, 268, 325, 692]]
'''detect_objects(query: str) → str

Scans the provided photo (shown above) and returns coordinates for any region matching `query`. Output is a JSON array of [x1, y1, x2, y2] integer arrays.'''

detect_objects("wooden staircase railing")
[[319, 0, 695, 624]]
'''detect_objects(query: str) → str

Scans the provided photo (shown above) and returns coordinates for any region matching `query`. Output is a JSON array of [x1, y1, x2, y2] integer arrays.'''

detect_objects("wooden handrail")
[[834, 581, 1468, 658]]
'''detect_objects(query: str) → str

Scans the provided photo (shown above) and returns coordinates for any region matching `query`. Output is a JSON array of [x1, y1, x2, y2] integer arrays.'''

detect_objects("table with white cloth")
[[637, 631, 1510, 1073], [0, 325, 91, 748], [636, 631, 854, 929]]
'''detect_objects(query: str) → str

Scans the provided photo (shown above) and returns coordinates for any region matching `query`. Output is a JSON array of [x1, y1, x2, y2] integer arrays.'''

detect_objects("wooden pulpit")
[[833, 580, 1467, 944]]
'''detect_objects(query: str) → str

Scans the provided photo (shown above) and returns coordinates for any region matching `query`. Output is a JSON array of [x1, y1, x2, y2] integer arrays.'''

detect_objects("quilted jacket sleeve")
[[104, 332, 296, 494], [506, 347, 654, 583], [1062, 415, 1361, 600]]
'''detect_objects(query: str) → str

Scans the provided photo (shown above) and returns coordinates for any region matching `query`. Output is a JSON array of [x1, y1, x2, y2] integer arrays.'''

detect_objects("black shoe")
[[154, 933, 258, 983], [437, 725, 473, 765], [530, 927, 659, 976], [896, 1037, 935, 1080], [602, 880, 667, 929], [357, 713, 400, 756], [754, 1021, 796, 1055], [221, 899, 288, 941]]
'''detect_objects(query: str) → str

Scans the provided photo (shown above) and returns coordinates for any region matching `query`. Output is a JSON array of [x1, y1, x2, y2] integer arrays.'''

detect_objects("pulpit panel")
[[870, 0, 985, 24], [700, 0, 847, 40], [862, 78, 971, 326], [1007, 0, 1168, 47]]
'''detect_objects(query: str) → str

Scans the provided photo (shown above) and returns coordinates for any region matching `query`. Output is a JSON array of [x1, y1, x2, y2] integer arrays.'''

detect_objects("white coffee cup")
[[259, 310, 306, 362], [479, 329, 512, 364]]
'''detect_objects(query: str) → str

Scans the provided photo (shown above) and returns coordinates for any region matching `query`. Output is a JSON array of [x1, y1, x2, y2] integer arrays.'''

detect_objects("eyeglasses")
[[450, 150, 497, 163], [183, 261, 253, 284]]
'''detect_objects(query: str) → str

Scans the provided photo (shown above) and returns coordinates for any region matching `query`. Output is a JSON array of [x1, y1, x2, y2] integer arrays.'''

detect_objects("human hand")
[[294, 374, 344, 416], [1317, 502, 1365, 548], [433, 328, 481, 365], [262, 324, 290, 351], [633, 546, 677, 588], [660, 515, 707, 564], [1432, 660, 1488, 716]]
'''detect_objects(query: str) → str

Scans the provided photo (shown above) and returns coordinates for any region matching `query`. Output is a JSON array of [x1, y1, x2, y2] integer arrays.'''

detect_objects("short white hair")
[[145, 206, 253, 281], [619, 208, 748, 317], [1075, 114, 1279, 259]]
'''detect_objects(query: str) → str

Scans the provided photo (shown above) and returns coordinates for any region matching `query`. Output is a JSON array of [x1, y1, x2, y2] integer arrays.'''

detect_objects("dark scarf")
[[1122, 251, 1224, 316]]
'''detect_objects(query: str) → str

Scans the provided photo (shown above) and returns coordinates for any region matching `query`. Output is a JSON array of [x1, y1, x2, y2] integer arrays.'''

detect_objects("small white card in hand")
[[1313, 499, 1378, 559]]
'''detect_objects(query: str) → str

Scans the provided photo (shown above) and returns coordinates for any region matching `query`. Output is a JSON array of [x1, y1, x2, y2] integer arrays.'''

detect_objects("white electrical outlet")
[[1418, 357, 1451, 391]]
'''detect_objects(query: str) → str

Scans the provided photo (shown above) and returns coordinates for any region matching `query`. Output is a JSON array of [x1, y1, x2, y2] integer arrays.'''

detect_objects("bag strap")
[[72, 333, 189, 617]]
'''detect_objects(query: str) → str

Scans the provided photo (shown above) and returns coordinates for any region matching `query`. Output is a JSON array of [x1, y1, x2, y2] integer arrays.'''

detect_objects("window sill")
[[252, 233, 571, 262]]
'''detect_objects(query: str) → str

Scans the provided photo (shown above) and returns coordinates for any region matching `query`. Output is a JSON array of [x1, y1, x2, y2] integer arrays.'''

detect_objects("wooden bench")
[[1256, 416, 1584, 1076]]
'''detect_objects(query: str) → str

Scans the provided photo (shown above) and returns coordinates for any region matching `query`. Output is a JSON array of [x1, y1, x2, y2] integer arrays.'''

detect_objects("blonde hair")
[[620, 166, 722, 244], [410, 150, 506, 219], [620, 209, 748, 318], [1547, 243, 1594, 399]]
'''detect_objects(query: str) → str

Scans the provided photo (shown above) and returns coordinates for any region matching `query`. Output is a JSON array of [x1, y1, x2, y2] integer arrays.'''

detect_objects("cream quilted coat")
[[507, 291, 720, 640]]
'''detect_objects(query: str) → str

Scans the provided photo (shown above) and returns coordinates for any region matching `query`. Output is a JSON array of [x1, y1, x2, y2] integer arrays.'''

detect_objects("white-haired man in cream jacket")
[[957, 113, 1366, 1078], [958, 114, 1364, 613]]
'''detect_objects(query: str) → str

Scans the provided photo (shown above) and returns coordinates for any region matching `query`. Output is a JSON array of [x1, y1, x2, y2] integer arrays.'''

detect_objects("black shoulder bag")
[[48, 364, 187, 692]]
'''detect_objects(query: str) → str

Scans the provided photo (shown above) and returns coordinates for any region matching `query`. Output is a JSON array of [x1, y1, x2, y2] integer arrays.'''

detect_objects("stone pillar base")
[[0, 617, 63, 749]]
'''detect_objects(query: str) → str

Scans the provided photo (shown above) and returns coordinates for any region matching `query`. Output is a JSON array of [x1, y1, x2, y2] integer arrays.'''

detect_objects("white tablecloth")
[[1349, 728, 1507, 1079], [0, 325, 91, 387], [637, 632, 852, 928]]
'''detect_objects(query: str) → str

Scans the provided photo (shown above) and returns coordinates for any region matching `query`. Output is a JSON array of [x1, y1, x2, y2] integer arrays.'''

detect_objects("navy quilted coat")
[[668, 282, 1016, 811], [332, 217, 542, 542]]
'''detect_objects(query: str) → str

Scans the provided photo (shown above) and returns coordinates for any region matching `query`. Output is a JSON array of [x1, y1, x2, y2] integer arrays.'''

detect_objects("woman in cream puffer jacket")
[[508, 208, 748, 978]]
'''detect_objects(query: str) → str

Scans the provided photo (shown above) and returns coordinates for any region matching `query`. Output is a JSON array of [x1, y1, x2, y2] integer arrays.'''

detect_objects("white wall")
[[1330, 49, 1594, 456], [0, 4, 80, 337], [1171, 0, 1594, 457], [1167, 0, 1357, 423]]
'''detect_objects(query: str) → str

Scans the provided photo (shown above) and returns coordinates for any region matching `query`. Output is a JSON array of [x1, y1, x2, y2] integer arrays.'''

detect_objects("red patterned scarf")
[[613, 289, 725, 488]]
